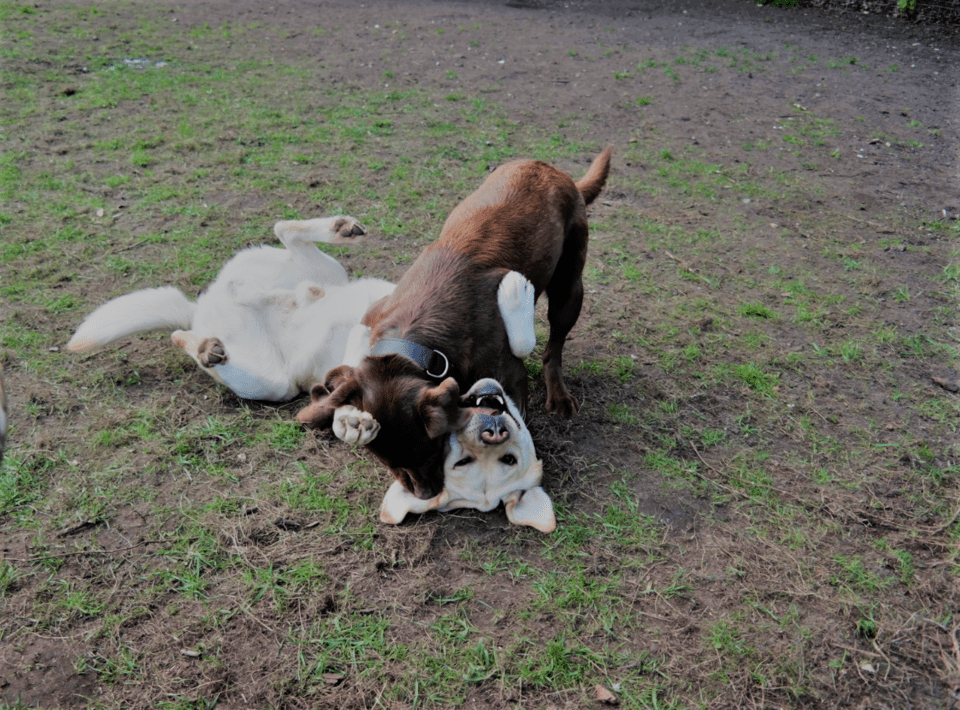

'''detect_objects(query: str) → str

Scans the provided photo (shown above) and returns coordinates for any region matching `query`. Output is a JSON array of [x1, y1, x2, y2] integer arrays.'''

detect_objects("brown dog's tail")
[[575, 145, 613, 205]]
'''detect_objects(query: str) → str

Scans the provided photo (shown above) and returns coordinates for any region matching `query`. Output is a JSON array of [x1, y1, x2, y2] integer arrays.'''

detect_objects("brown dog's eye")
[[455, 456, 474, 467], [499, 454, 517, 466]]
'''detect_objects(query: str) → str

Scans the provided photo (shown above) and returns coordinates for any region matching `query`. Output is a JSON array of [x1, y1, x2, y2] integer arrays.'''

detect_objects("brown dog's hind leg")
[[542, 224, 588, 418]]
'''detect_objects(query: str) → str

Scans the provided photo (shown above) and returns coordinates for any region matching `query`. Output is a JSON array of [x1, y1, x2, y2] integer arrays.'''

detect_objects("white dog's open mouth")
[[379, 378, 556, 532], [459, 380, 520, 447]]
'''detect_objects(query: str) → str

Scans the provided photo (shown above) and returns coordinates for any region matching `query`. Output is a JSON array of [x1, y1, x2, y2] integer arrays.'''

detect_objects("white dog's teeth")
[[476, 394, 504, 409]]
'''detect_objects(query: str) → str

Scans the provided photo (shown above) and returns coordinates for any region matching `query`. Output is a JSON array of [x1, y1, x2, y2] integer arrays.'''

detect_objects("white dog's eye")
[[499, 454, 517, 466], [455, 456, 474, 467]]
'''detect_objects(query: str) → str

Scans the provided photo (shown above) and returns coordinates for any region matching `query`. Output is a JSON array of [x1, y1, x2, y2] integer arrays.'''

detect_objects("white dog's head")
[[379, 378, 556, 532]]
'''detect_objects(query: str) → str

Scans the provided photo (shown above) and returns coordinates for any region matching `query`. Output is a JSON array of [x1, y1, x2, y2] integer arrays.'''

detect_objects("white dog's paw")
[[498, 271, 536, 358], [274, 216, 366, 244], [197, 337, 228, 367], [331, 216, 366, 239], [504, 485, 556, 533], [333, 405, 380, 446]]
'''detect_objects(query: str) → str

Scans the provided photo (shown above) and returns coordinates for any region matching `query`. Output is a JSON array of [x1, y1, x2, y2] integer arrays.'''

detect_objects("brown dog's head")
[[296, 354, 471, 499]]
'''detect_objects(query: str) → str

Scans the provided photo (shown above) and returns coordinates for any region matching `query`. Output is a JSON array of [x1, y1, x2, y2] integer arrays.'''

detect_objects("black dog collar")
[[371, 338, 450, 380]]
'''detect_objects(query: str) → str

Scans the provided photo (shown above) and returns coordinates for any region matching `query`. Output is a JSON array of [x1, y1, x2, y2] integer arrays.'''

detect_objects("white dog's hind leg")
[[498, 271, 537, 358], [333, 405, 380, 446], [172, 330, 297, 401], [504, 485, 557, 533]]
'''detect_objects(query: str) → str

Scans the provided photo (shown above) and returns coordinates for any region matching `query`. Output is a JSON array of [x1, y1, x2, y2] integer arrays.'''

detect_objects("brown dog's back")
[[434, 147, 612, 296]]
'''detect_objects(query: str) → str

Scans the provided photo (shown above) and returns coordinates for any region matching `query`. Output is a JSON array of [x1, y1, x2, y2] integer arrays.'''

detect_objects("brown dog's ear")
[[296, 367, 361, 429], [418, 377, 470, 439]]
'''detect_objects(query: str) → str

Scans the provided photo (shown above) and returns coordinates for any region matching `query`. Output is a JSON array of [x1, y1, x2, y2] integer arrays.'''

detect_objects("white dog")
[[67, 216, 395, 401], [68, 221, 556, 532]]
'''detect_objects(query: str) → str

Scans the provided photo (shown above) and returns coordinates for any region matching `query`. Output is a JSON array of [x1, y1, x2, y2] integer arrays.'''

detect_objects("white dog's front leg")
[[273, 216, 365, 286], [333, 405, 380, 446], [497, 271, 536, 358]]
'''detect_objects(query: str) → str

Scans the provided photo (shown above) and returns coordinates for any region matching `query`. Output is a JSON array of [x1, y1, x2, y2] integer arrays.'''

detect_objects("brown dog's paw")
[[198, 338, 227, 367], [332, 216, 366, 239], [544, 391, 579, 419], [333, 405, 380, 446]]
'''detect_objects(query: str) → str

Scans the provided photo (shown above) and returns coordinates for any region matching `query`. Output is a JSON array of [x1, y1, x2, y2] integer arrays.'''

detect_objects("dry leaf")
[[595, 683, 618, 705], [932, 376, 959, 393]]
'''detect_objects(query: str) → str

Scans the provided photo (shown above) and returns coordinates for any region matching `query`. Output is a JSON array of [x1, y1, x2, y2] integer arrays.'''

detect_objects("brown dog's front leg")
[[296, 366, 362, 430]]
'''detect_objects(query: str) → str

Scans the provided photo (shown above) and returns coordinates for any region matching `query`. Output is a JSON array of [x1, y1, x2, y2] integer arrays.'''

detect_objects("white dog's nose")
[[478, 413, 510, 445]]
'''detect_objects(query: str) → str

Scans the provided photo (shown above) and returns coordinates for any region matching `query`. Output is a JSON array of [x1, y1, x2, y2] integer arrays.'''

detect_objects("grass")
[[0, 2, 956, 709]]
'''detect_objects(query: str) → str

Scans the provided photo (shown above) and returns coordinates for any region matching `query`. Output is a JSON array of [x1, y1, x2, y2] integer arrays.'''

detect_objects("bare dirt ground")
[[1, 0, 959, 708]]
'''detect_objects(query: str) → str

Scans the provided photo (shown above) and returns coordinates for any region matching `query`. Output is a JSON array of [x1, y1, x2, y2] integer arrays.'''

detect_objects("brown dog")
[[297, 147, 612, 499]]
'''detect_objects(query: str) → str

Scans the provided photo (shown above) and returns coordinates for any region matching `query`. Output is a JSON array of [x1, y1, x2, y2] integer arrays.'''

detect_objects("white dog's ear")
[[504, 463, 556, 533], [379, 481, 449, 525]]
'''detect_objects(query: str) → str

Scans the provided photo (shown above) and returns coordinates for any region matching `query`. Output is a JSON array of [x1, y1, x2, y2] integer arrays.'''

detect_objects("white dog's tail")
[[67, 286, 196, 352]]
